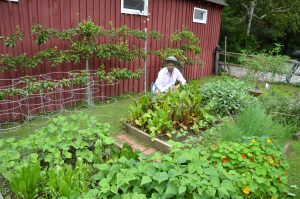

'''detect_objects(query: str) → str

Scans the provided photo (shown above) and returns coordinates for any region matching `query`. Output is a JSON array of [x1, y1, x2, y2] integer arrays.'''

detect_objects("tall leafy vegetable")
[[127, 82, 216, 140]]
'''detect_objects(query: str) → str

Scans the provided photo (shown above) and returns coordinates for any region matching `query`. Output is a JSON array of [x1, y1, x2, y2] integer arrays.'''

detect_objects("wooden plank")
[[124, 123, 170, 153], [219, 61, 244, 67]]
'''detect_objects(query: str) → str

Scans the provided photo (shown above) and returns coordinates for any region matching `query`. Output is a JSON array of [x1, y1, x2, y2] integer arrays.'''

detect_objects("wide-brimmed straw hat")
[[164, 56, 181, 67]]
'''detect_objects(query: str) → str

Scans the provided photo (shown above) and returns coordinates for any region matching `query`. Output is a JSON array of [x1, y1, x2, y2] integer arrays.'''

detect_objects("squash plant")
[[0, 113, 140, 199], [0, 113, 115, 174]]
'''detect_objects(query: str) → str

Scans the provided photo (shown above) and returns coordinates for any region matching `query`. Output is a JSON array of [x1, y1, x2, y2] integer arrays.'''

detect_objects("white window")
[[121, 0, 148, 16], [193, 7, 208, 24]]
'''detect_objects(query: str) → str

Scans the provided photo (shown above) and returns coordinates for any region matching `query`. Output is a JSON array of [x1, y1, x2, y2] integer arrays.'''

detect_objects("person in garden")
[[152, 56, 186, 93]]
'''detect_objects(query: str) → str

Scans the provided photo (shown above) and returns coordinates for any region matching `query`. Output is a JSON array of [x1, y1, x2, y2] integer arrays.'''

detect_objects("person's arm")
[[175, 69, 186, 84]]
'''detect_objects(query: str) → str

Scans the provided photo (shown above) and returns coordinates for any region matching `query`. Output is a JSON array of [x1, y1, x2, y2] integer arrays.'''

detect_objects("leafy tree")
[[221, 0, 300, 54]]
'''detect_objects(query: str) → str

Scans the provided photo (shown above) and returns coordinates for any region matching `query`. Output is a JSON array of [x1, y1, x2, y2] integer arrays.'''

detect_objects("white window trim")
[[193, 7, 208, 24], [121, 0, 148, 16], [6, 0, 19, 2]]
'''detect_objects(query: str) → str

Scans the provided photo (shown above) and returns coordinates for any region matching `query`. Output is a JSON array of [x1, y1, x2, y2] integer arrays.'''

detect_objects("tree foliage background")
[[220, 0, 300, 56]]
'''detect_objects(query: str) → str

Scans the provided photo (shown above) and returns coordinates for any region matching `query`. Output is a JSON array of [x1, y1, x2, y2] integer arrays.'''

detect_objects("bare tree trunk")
[[246, 0, 256, 36]]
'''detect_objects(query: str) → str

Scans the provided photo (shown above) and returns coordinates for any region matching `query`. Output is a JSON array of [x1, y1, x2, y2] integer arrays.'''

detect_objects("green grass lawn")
[[0, 93, 143, 139], [287, 141, 300, 197]]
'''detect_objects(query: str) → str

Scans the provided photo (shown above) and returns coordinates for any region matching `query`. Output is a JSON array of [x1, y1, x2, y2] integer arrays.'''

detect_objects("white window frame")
[[121, 0, 148, 16], [193, 7, 208, 24], [5, 0, 19, 2]]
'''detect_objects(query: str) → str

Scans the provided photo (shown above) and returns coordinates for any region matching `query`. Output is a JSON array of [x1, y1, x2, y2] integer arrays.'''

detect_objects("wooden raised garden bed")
[[124, 123, 171, 153]]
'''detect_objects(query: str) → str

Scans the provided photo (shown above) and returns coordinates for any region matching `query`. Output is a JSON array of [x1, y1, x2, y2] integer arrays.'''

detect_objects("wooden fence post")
[[215, 46, 221, 75]]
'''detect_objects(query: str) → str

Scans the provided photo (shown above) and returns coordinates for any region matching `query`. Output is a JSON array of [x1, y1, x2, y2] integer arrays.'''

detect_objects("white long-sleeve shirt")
[[154, 67, 186, 92]]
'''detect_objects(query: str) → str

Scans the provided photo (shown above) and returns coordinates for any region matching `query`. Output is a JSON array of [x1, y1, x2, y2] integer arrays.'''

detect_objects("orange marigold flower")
[[242, 186, 250, 195], [267, 139, 272, 144], [213, 143, 218, 147], [222, 157, 229, 163], [251, 139, 256, 143], [242, 153, 247, 158], [250, 157, 255, 161], [277, 159, 280, 165], [262, 155, 267, 159]]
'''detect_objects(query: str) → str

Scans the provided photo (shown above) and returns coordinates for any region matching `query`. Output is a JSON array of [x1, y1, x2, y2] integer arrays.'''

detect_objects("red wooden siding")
[[0, 0, 223, 94]]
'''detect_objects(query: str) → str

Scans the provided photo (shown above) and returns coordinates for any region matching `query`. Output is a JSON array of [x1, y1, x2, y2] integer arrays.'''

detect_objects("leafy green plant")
[[0, 67, 143, 100], [0, 113, 115, 173], [200, 78, 258, 116], [208, 139, 289, 198], [91, 141, 289, 198], [127, 82, 216, 140], [44, 161, 91, 198], [3, 26, 23, 47], [96, 66, 144, 83], [6, 163, 41, 199], [149, 29, 202, 65], [220, 105, 288, 142]]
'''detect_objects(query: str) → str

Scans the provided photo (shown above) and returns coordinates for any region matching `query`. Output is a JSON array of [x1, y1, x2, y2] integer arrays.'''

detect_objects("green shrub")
[[239, 46, 290, 84], [221, 105, 288, 142], [199, 79, 258, 116]]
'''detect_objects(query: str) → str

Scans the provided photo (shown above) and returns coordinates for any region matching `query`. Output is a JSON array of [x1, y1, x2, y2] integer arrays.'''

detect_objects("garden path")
[[116, 133, 158, 155], [226, 60, 300, 84]]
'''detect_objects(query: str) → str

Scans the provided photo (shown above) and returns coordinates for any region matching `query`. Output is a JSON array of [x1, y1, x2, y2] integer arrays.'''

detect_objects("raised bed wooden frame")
[[124, 123, 171, 153]]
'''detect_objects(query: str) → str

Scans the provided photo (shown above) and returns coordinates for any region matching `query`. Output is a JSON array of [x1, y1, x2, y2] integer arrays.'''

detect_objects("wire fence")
[[0, 71, 120, 133]]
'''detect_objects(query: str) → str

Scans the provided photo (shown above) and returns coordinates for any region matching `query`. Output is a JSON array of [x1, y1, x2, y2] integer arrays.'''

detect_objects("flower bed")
[[90, 138, 289, 198]]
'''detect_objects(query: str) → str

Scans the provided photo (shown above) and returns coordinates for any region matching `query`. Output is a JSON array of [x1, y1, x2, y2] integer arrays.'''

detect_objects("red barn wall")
[[0, 0, 223, 94]]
